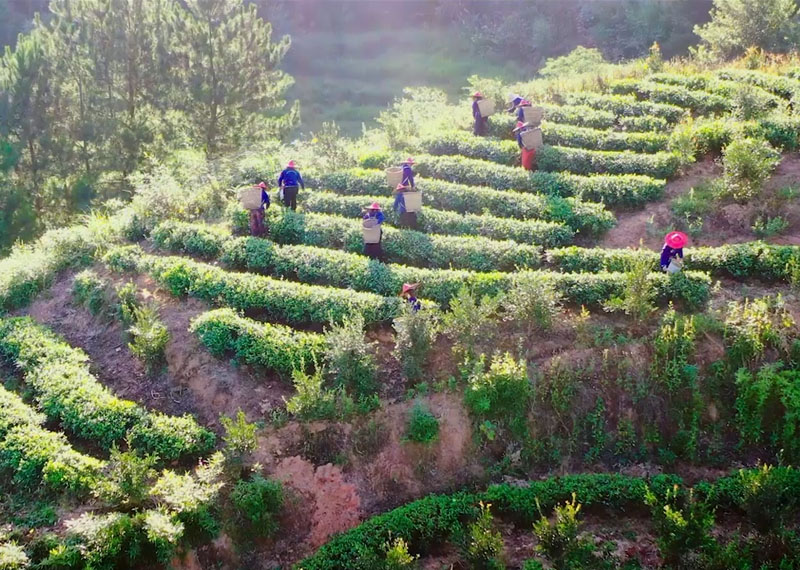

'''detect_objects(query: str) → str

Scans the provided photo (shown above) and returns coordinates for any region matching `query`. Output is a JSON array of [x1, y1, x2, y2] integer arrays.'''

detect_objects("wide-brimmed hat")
[[395, 183, 408, 191], [286, 160, 297, 168], [512, 121, 529, 132], [401, 283, 420, 295], [258, 182, 267, 189], [472, 91, 482, 98], [508, 93, 522, 103], [366, 202, 382, 210], [665, 231, 688, 248], [402, 157, 415, 165]]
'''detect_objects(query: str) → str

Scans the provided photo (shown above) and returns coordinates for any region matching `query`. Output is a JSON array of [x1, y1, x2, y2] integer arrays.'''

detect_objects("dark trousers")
[[249, 209, 266, 237], [473, 116, 488, 136], [364, 242, 383, 261], [283, 186, 298, 210], [398, 211, 418, 230]]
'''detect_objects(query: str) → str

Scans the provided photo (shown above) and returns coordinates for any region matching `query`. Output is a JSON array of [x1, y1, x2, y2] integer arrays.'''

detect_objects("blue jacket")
[[261, 189, 270, 210], [278, 168, 304, 189], [660, 244, 683, 269], [363, 210, 385, 224], [402, 164, 415, 188], [407, 296, 421, 312]]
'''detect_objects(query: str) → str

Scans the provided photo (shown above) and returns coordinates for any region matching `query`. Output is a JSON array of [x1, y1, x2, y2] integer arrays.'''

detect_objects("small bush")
[[127, 412, 215, 462], [324, 314, 378, 397], [645, 485, 715, 567], [393, 305, 439, 382], [724, 296, 795, 368], [752, 215, 789, 238], [286, 367, 350, 421], [72, 270, 108, 316], [143, 509, 184, 563], [220, 410, 258, 461], [443, 287, 501, 364], [604, 253, 656, 322], [533, 494, 585, 570], [93, 447, 157, 508], [404, 402, 439, 444], [720, 137, 780, 202], [501, 274, 562, 337], [464, 353, 531, 435], [115, 282, 140, 326], [0, 542, 29, 569], [465, 502, 505, 570], [384, 537, 418, 569], [127, 306, 170, 371], [230, 474, 284, 537]]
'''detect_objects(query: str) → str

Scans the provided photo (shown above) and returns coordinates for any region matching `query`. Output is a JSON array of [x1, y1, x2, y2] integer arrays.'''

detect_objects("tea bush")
[[541, 122, 669, 153], [127, 412, 216, 462], [716, 69, 800, 100], [92, 447, 157, 508], [404, 402, 439, 444], [532, 494, 586, 570], [563, 92, 687, 122], [464, 353, 531, 435], [485, 104, 618, 136], [609, 79, 731, 114], [724, 296, 795, 368], [393, 304, 439, 382], [0, 542, 28, 569], [189, 308, 325, 377], [303, 192, 575, 247], [536, 145, 682, 179], [230, 474, 284, 538], [127, 305, 170, 372], [464, 502, 505, 570], [72, 270, 109, 316], [442, 287, 501, 364], [645, 485, 715, 567], [416, 131, 519, 166], [720, 137, 780, 202], [324, 314, 378, 397]]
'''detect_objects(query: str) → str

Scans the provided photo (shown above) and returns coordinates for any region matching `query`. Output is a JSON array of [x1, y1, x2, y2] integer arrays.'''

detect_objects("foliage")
[[404, 402, 439, 445], [285, 367, 347, 421], [563, 92, 687, 123], [127, 412, 216, 462], [71, 270, 109, 316], [442, 287, 501, 364], [464, 502, 505, 570], [393, 305, 439, 382], [324, 314, 378, 397], [384, 537, 418, 569], [724, 296, 795, 368], [501, 274, 562, 337], [652, 308, 697, 395], [143, 509, 184, 563], [190, 308, 325, 377], [694, 0, 800, 58], [230, 474, 284, 538], [720, 137, 781, 202], [604, 252, 657, 322], [0, 542, 28, 570], [115, 282, 141, 326], [537, 145, 682, 179], [542, 122, 669, 154], [220, 410, 258, 460], [127, 306, 170, 372], [752, 215, 789, 238], [540, 46, 608, 78], [645, 485, 715, 566], [533, 494, 585, 570], [92, 447, 157, 509], [378, 87, 455, 148], [464, 353, 531, 435], [149, 451, 225, 515], [64, 512, 142, 570]]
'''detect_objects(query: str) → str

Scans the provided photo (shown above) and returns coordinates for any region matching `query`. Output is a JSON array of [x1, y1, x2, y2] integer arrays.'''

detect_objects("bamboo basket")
[[522, 106, 544, 126], [386, 167, 403, 188], [362, 219, 381, 244], [521, 128, 543, 151], [403, 191, 422, 213], [239, 187, 262, 210], [476, 99, 495, 118]]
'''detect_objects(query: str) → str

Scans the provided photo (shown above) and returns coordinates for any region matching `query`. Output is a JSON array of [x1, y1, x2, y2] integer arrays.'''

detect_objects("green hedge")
[[106, 246, 410, 325], [686, 116, 800, 154], [152, 222, 230, 260], [541, 122, 669, 153], [536, 145, 682, 179], [189, 308, 325, 377], [547, 242, 800, 282], [563, 92, 688, 122], [416, 131, 519, 166], [618, 115, 669, 132], [0, 226, 102, 312], [411, 154, 665, 206], [227, 210, 543, 273], [716, 69, 800, 100], [306, 169, 614, 235], [609, 79, 731, 115], [650, 73, 783, 108], [303, 193, 575, 247], [0, 384, 104, 493], [151, 221, 709, 309], [0, 318, 214, 459], [297, 468, 797, 569], [486, 105, 618, 138]]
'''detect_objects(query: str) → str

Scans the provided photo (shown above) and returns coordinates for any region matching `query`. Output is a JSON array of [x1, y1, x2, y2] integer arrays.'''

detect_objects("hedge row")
[[485, 105, 618, 138], [0, 384, 104, 492], [297, 468, 800, 569], [0, 226, 101, 312], [563, 92, 688, 123], [609, 79, 731, 115], [189, 308, 325, 377], [536, 145, 682, 179], [306, 168, 615, 235], [541, 122, 669, 153], [152, 220, 710, 309], [416, 131, 519, 166], [618, 115, 669, 132], [547, 242, 800, 282], [227, 210, 544, 273], [679, 116, 800, 155], [650, 73, 783, 107], [716, 69, 800, 100], [0, 318, 215, 459], [303, 193, 575, 247], [105, 246, 410, 324], [411, 154, 665, 206]]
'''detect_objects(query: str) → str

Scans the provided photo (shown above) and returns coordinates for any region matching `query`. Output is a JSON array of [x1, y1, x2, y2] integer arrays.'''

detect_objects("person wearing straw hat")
[[401, 157, 415, 189], [278, 159, 304, 211], [248, 182, 271, 237], [400, 283, 421, 312], [362, 202, 385, 260], [508, 94, 532, 122], [513, 121, 537, 171], [472, 92, 488, 136], [393, 158, 419, 229], [661, 231, 687, 273]]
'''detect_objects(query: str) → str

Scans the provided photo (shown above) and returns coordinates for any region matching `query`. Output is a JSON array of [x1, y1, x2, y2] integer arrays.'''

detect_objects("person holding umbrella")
[[661, 231, 687, 273]]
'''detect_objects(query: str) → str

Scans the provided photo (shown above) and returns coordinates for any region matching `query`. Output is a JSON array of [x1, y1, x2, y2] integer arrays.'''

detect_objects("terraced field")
[[4, 64, 800, 569]]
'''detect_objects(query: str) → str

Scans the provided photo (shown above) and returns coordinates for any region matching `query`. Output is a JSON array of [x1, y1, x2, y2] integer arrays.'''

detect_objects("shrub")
[[115, 282, 141, 326], [618, 115, 669, 132], [720, 137, 781, 202], [442, 287, 501, 364], [752, 215, 788, 238], [0, 384, 45, 438], [151, 219, 228, 259], [303, 192, 575, 247], [603, 253, 657, 322], [189, 308, 325, 377], [610, 79, 730, 115], [64, 512, 142, 569], [651, 308, 697, 396], [324, 314, 378, 397], [384, 537, 418, 569], [501, 274, 562, 337], [127, 306, 170, 371], [286, 367, 344, 421], [716, 69, 800, 100], [230, 474, 284, 538], [542, 122, 669, 153], [72, 270, 109, 316], [724, 296, 795, 368], [533, 494, 585, 570], [0, 542, 28, 569], [149, 452, 225, 519], [486, 104, 618, 135], [537, 145, 682, 179], [464, 502, 505, 570], [465, 353, 530, 435], [143, 509, 184, 563], [732, 464, 799, 533], [220, 410, 258, 461], [127, 412, 216, 462], [404, 402, 439, 444], [393, 305, 439, 382], [645, 485, 715, 567], [416, 131, 519, 166], [563, 92, 687, 123], [732, 83, 778, 120]]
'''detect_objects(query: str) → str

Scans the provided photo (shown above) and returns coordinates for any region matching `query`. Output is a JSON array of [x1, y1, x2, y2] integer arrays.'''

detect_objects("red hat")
[[366, 202, 382, 210], [395, 183, 407, 191], [258, 182, 267, 189], [513, 121, 529, 132], [286, 160, 297, 168], [665, 231, 688, 248], [472, 91, 482, 98], [402, 157, 415, 164], [401, 283, 420, 295]]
